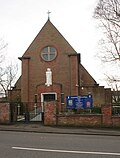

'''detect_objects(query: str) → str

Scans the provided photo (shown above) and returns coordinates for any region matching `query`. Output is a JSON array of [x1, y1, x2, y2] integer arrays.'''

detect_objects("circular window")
[[41, 46, 57, 61]]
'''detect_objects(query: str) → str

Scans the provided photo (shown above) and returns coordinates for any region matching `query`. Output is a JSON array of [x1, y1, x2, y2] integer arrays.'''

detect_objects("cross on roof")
[[47, 10, 51, 20]]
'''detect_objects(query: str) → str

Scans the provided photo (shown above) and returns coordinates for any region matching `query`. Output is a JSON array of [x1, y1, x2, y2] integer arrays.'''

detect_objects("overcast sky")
[[0, 0, 107, 86]]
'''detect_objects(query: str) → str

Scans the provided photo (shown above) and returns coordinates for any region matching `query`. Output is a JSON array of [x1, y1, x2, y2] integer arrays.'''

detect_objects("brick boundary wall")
[[0, 101, 119, 127], [57, 114, 102, 127], [44, 102, 120, 127], [0, 103, 10, 124], [44, 101, 57, 126], [112, 116, 120, 127], [101, 105, 112, 127]]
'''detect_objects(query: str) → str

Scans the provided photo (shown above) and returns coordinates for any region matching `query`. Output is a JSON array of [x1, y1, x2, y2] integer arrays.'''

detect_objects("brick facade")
[[9, 19, 112, 111]]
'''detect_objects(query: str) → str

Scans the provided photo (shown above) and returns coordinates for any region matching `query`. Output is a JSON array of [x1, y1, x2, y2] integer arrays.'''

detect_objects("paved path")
[[0, 123, 120, 136]]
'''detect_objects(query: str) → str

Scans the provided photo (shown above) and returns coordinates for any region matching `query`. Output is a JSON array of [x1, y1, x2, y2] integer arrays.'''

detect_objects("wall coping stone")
[[57, 114, 102, 117], [112, 116, 120, 118]]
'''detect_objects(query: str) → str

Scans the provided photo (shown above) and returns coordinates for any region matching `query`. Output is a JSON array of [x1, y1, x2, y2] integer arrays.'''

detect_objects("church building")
[[9, 18, 111, 112]]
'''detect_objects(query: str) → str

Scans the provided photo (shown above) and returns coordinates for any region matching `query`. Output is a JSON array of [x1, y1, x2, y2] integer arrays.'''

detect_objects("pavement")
[[0, 123, 120, 136]]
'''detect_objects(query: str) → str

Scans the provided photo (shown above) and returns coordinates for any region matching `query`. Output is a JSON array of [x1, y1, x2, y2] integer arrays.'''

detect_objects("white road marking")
[[12, 146, 120, 156]]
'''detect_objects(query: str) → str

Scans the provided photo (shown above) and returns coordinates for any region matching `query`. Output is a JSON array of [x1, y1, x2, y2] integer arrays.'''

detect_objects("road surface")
[[0, 131, 120, 158]]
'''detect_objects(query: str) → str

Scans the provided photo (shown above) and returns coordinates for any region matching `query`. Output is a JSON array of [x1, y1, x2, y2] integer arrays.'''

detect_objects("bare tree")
[[0, 39, 8, 97], [0, 39, 18, 98], [0, 38, 7, 63], [94, 0, 120, 62], [94, 0, 120, 89], [0, 63, 18, 98], [104, 74, 120, 90]]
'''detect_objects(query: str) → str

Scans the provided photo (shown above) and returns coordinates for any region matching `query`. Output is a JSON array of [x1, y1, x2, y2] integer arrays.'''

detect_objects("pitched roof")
[[22, 19, 77, 57], [80, 64, 97, 86]]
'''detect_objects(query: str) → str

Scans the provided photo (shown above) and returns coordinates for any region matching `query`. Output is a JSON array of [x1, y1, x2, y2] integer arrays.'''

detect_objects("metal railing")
[[10, 102, 44, 122]]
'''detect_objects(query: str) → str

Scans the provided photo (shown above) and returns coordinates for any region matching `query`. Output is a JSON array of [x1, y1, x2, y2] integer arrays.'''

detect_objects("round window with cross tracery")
[[41, 46, 57, 61]]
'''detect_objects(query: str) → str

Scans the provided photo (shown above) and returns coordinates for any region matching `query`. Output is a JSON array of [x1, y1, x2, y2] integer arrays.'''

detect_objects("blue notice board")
[[66, 95, 93, 109]]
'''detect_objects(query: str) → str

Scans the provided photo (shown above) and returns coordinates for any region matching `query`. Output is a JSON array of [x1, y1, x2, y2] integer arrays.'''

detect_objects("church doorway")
[[41, 93, 57, 113], [41, 93, 57, 103], [44, 94, 55, 101]]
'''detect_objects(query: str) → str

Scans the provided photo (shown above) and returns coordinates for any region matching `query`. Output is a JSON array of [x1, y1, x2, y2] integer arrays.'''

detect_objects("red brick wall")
[[21, 58, 30, 102], [112, 116, 120, 127], [44, 102, 120, 127], [17, 20, 112, 111], [0, 103, 10, 124], [8, 89, 21, 102], [36, 83, 62, 111], [44, 101, 56, 126], [20, 20, 78, 103], [57, 114, 102, 127], [102, 105, 112, 126], [69, 55, 79, 96]]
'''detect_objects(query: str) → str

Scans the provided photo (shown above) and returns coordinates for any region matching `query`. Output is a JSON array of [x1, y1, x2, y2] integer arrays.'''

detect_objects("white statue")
[[45, 68, 52, 86]]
